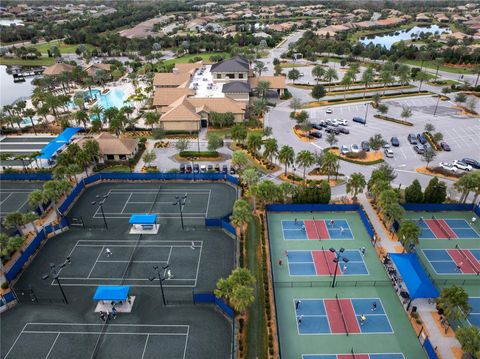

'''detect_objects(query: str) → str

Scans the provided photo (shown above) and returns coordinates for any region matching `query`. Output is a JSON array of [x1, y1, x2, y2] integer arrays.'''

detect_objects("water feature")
[[0, 19, 24, 26], [0, 65, 36, 107], [359, 25, 451, 50]]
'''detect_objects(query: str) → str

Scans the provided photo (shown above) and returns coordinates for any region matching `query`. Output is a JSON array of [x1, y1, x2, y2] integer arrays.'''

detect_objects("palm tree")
[[22, 108, 37, 135], [397, 220, 420, 251], [340, 73, 353, 99], [437, 286, 470, 323], [256, 80, 270, 99], [253, 61, 267, 76], [311, 65, 325, 84], [83, 139, 100, 165], [143, 111, 160, 130], [43, 179, 72, 218], [380, 70, 394, 95], [231, 199, 253, 236], [321, 151, 338, 181], [324, 67, 338, 87], [45, 94, 61, 120], [369, 133, 386, 152], [251, 98, 268, 117], [37, 105, 50, 125], [401, 106, 412, 123], [22, 212, 39, 234], [416, 71, 430, 91], [28, 189, 46, 214], [296, 150, 315, 180], [278, 145, 295, 176], [75, 110, 89, 130], [263, 138, 278, 163], [361, 67, 374, 98], [90, 105, 103, 124], [246, 133, 262, 155], [346, 172, 366, 200], [2, 212, 25, 233]]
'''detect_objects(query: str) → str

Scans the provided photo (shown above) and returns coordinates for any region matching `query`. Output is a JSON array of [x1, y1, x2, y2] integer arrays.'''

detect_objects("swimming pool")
[[92, 88, 128, 109]]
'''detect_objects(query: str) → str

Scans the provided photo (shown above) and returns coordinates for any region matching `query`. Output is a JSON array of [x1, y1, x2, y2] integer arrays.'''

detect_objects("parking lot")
[[266, 94, 480, 188]]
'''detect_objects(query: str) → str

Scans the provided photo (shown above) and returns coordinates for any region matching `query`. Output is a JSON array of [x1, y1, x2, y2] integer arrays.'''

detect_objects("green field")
[[163, 52, 231, 66], [0, 56, 55, 66], [32, 40, 97, 54], [398, 59, 475, 75]]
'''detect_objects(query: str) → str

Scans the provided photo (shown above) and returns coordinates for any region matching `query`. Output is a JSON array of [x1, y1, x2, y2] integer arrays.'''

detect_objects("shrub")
[[179, 151, 219, 158], [1, 282, 8, 290], [345, 151, 367, 159]]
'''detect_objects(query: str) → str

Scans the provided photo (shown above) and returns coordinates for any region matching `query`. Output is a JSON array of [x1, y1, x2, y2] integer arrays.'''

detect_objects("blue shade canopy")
[[93, 285, 130, 301], [37, 128, 82, 160], [128, 214, 157, 225], [389, 253, 439, 299]]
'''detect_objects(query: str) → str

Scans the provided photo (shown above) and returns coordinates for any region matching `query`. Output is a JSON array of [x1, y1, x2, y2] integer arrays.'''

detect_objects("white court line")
[[23, 330, 187, 336], [87, 246, 104, 279], [121, 193, 133, 214], [97, 260, 166, 263], [194, 243, 203, 287], [45, 332, 60, 359], [205, 189, 211, 218], [183, 326, 189, 359], [4, 323, 28, 358], [141, 334, 149, 359], [0, 192, 13, 205]]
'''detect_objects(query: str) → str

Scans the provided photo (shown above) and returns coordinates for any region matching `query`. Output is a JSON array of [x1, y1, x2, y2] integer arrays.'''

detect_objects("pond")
[[0, 65, 36, 108], [0, 19, 24, 26], [359, 25, 451, 50]]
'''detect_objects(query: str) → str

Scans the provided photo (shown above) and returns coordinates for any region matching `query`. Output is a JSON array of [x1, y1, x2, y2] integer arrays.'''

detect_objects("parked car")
[[383, 143, 390, 149], [186, 164, 192, 173], [390, 137, 400, 147], [338, 127, 350, 134], [413, 145, 425, 154], [341, 145, 349, 155], [180, 163, 186, 173], [337, 119, 348, 126], [207, 164, 214, 172], [329, 119, 339, 126], [222, 165, 228, 174], [462, 158, 480, 169], [440, 142, 451, 151], [407, 134, 418, 144], [312, 123, 323, 130], [384, 148, 394, 158], [417, 133, 427, 145], [439, 162, 457, 172], [318, 120, 327, 127], [325, 126, 340, 134], [350, 144, 360, 153], [352, 116, 366, 124], [326, 107, 333, 114], [200, 164, 207, 173], [453, 160, 472, 171], [361, 141, 370, 152], [214, 164, 221, 172], [193, 164, 200, 173], [423, 143, 432, 152], [309, 131, 322, 139]]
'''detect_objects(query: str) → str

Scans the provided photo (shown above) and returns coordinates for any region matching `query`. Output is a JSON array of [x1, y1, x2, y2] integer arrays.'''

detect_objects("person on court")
[[340, 226, 344, 234], [360, 314, 366, 326], [285, 250, 289, 258], [190, 241, 195, 250], [342, 264, 347, 273], [111, 306, 117, 319], [371, 302, 377, 311], [278, 259, 283, 267], [166, 269, 173, 279], [456, 262, 463, 272], [298, 315, 303, 325], [301, 224, 305, 231], [99, 311, 106, 322], [295, 300, 301, 310], [360, 247, 366, 256], [294, 218, 298, 225], [105, 248, 112, 257], [472, 217, 477, 225], [330, 219, 335, 227]]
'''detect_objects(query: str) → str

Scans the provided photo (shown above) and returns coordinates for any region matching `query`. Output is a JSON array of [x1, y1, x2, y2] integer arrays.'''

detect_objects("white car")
[[326, 107, 333, 114], [453, 160, 472, 171], [341, 145, 349, 155], [439, 162, 457, 172], [329, 119, 339, 126], [337, 119, 348, 126], [384, 148, 394, 158], [350, 144, 360, 153]]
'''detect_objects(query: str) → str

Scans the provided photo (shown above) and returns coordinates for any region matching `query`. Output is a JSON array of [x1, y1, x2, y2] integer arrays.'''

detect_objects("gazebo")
[[129, 214, 159, 234], [93, 285, 134, 313]]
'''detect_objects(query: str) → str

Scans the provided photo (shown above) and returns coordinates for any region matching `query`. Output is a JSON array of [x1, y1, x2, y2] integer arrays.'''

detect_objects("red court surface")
[[312, 250, 336, 275], [424, 219, 457, 239], [448, 249, 480, 274], [305, 220, 330, 240], [324, 299, 361, 334]]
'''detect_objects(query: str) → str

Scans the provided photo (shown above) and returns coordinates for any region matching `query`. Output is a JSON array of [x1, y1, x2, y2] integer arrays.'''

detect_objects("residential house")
[[85, 63, 112, 77], [416, 13, 431, 22], [79, 133, 139, 162]]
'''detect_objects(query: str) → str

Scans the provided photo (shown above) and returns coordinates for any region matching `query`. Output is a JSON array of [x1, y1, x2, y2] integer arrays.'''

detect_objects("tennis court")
[[53, 239, 203, 287], [468, 298, 480, 328], [267, 210, 426, 359], [416, 218, 479, 240], [294, 297, 393, 335], [282, 219, 354, 240], [287, 250, 368, 276], [4, 323, 189, 359], [0, 182, 44, 215], [422, 248, 480, 275]]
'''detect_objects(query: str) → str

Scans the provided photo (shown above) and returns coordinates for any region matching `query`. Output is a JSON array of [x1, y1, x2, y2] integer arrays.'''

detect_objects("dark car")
[[214, 164, 221, 172], [390, 137, 400, 147], [222, 165, 228, 173], [312, 123, 323, 130], [338, 127, 350, 134], [179, 163, 186, 173], [207, 164, 213, 172], [309, 131, 322, 139], [462, 158, 480, 169], [417, 133, 427, 144], [440, 142, 451, 151], [407, 133, 418, 144], [193, 164, 200, 173], [186, 164, 192, 173], [352, 116, 366, 124], [325, 126, 340, 135], [361, 141, 370, 152], [413, 145, 425, 154]]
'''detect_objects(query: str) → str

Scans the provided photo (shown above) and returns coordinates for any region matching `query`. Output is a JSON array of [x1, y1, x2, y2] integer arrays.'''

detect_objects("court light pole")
[[42, 256, 71, 304], [91, 194, 109, 229], [173, 195, 188, 230], [149, 264, 172, 306], [363, 103, 369, 126], [433, 94, 441, 116], [329, 247, 349, 288]]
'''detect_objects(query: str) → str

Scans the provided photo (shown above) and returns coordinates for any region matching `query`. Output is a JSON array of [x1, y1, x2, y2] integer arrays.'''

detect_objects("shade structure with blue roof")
[[128, 214, 159, 234], [93, 285, 130, 301], [128, 214, 157, 225], [389, 253, 439, 299], [37, 127, 82, 161]]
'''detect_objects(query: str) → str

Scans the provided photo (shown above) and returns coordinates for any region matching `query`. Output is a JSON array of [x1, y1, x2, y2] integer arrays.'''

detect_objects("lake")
[[359, 25, 451, 50], [0, 65, 36, 108], [0, 19, 24, 27]]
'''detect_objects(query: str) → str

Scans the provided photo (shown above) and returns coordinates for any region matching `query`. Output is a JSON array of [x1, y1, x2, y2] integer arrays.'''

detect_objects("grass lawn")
[[208, 127, 263, 138], [162, 52, 231, 66], [427, 79, 461, 86], [32, 40, 97, 54], [399, 58, 475, 74], [245, 217, 267, 359], [99, 165, 132, 173], [0, 56, 55, 66]]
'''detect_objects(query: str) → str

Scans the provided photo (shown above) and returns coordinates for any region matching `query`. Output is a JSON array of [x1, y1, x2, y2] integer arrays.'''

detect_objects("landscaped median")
[[330, 148, 384, 165], [374, 114, 413, 126], [303, 91, 433, 108], [290, 83, 415, 95], [416, 166, 466, 181], [176, 150, 223, 161]]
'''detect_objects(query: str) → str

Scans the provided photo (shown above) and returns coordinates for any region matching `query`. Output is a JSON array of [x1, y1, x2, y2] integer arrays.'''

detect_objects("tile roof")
[[79, 133, 139, 155], [161, 96, 200, 122], [188, 97, 246, 114], [153, 72, 191, 87], [222, 81, 251, 93], [249, 76, 286, 89], [153, 88, 195, 108], [210, 55, 249, 73], [43, 63, 74, 76]]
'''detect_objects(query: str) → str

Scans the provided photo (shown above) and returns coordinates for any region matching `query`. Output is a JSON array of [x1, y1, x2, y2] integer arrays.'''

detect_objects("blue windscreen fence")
[[205, 218, 222, 227], [0, 172, 52, 181], [423, 338, 439, 359], [401, 203, 474, 212], [474, 204, 480, 217], [58, 181, 85, 214], [193, 292, 234, 319], [221, 219, 236, 237]]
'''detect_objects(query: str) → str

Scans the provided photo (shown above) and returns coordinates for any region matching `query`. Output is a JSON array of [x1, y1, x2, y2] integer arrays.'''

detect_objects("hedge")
[[336, 155, 384, 165], [179, 150, 219, 158], [424, 131, 441, 151], [374, 114, 414, 126]]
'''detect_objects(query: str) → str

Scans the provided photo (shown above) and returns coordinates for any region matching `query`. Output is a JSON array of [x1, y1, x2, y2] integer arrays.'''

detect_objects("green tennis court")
[[267, 211, 426, 359], [0, 181, 44, 215]]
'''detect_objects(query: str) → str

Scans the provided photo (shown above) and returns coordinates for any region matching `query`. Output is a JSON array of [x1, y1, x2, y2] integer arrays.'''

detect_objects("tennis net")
[[336, 293, 349, 336], [432, 215, 451, 239], [455, 244, 480, 275], [90, 317, 109, 359], [312, 218, 321, 240], [351, 347, 356, 359]]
